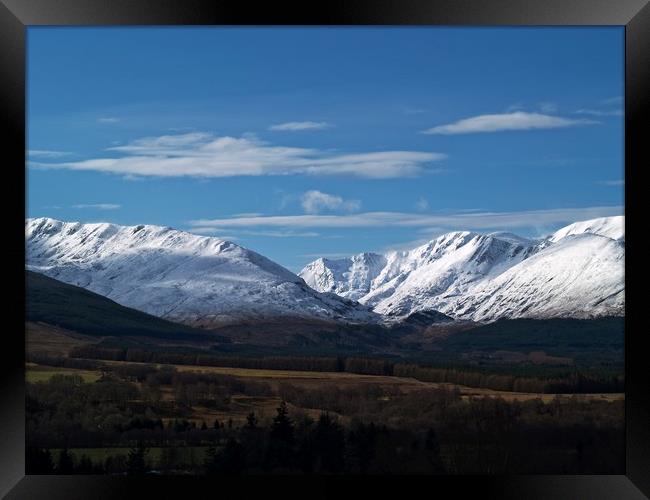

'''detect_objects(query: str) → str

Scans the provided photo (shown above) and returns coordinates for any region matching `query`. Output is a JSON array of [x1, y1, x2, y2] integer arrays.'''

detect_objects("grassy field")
[[26, 364, 102, 383], [26, 322, 97, 357], [30, 359, 624, 404], [52, 447, 211, 468], [138, 360, 625, 402]]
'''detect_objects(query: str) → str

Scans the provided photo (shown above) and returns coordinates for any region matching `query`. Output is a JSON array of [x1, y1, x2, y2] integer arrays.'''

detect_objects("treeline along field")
[[26, 361, 624, 475], [56, 345, 624, 394]]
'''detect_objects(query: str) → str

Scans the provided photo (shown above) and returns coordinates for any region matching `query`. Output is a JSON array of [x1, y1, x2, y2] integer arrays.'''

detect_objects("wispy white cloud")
[[301, 190, 361, 214], [600, 96, 623, 106], [190, 226, 318, 238], [109, 132, 212, 153], [168, 126, 196, 132], [538, 102, 559, 114], [232, 212, 265, 218], [402, 107, 426, 115], [575, 109, 623, 117], [34, 132, 446, 179], [422, 112, 598, 135], [269, 121, 332, 131], [190, 206, 622, 232], [415, 197, 429, 211], [300, 252, 354, 259], [574, 96, 623, 117], [505, 103, 525, 113], [379, 236, 446, 254], [598, 180, 624, 187], [28, 150, 74, 158], [237, 230, 321, 238], [98, 117, 120, 123], [529, 158, 577, 168], [184, 227, 239, 239], [188, 226, 222, 234], [71, 203, 121, 210]]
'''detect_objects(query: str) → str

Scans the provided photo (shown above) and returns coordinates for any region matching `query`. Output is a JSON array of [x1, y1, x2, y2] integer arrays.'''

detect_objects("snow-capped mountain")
[[299, 216, 625, 321], [451, 233, 624, 321], [548, 215, 624, 243], [302, 231, 535, 318], [26, 215, 625, 328], [300, 253, 387, 301], [26, 218, 378, 327]]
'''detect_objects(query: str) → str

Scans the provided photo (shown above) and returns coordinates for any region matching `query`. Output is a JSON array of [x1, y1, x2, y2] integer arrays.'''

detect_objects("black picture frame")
[[2, 1, 648, 498]]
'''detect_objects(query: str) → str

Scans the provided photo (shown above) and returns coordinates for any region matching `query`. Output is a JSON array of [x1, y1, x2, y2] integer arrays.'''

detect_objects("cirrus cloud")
[[190, 205, 622, 232], [415, 197, 429, 211], [598, 180, 624, 187], [31, 132, 446, 179], [190, 227, 319, 238], [575, 109, 623, 117], [269, 121, 332, 131], [71, 203, 121, 210], [422, 111, 598, 135], [301, 190, 361, 214], [28, 150, 74, 158]]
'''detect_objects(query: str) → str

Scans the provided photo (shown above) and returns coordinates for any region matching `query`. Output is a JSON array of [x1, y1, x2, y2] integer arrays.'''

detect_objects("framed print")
[[1, 0, 648, 498]]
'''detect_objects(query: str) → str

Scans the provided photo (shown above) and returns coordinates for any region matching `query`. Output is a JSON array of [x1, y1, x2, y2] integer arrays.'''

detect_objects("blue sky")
[[27, 27, 624, 271]]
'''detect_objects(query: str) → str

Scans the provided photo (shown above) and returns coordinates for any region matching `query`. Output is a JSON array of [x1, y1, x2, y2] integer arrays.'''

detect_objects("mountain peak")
[[27, 215, 624, 326], [26, 217, 378, 327], [300, 216, 624, 322], [548, 215, 624, 243]]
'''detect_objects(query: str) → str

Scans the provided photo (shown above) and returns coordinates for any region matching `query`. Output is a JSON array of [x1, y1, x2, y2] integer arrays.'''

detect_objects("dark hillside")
[[26, 270, 212, 341]]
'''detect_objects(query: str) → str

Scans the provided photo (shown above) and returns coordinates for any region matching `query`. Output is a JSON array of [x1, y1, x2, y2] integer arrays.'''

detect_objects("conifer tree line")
[[26, 365, 624, 474], [37, 346, 625, 394]]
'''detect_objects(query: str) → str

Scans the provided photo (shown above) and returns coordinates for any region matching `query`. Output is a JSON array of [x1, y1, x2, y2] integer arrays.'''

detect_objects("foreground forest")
[[26, 360, 624, 475], [25, 311, 625, 475]]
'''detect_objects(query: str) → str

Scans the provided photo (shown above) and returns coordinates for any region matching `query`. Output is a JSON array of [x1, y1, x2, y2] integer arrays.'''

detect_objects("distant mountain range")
[[26, 216, 624, 330], [26, 217, 378, 329], [299, 216, 624, 321]]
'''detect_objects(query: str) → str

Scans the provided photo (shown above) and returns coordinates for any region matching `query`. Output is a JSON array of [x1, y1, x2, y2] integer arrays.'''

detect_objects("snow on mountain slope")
[[299, 216, 625, 321], [367, 232, 535, 317], [549, 215, 624, 243], [451, 234, 625, 321], [26, 217, 377, 327], [300, 253, 387, 301], [300, 231, 534, 317]]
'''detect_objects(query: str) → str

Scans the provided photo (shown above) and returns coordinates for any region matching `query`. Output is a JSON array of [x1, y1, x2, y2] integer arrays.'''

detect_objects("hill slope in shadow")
[[26, 270, 213, 342]]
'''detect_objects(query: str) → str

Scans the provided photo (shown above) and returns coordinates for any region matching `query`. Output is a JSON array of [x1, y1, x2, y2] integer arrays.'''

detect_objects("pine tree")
[[205, 439, 245, 475], [76, 455, 94, 474], [56, 448, 74, 474], [204, 445, 219, 474], [270, 401, 294, 444], [266, 401, 296, 470], [126, 442, 148, 475], [26, 447, 54, 474], [246, 412, 258, 429], [314, 413, 345, 473], [160, 446, 180, 472], [425, 428, 445, 473], [221, 438, 245, 475]]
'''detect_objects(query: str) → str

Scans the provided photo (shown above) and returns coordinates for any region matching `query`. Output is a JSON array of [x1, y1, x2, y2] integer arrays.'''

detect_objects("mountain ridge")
[[25, 215, 624, 329], [299, 216, 625, 321], [26, 217, 379, 328]]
